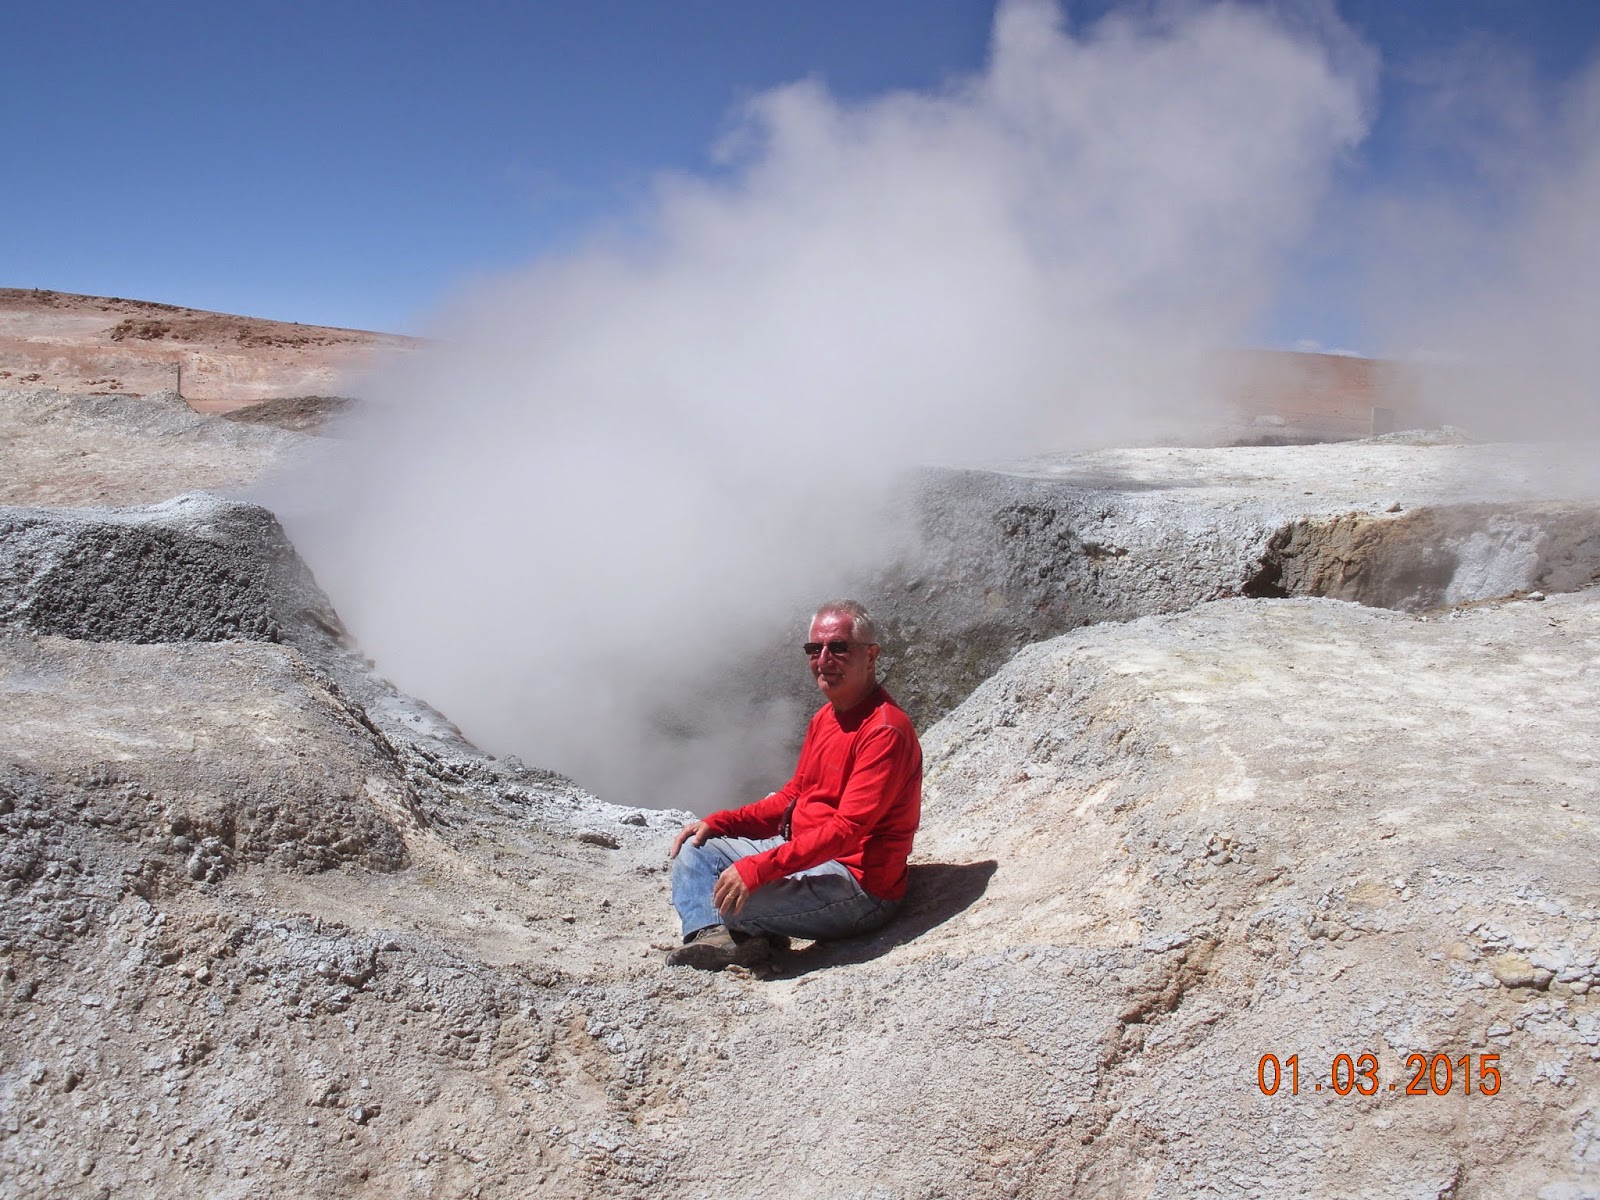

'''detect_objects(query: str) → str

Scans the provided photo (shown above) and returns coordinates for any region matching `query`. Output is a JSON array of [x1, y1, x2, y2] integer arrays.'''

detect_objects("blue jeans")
[[671, 835, 899, 942]]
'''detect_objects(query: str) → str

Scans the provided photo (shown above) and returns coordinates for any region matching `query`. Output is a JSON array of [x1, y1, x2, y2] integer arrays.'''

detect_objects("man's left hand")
[[712, 865, 751, 917]]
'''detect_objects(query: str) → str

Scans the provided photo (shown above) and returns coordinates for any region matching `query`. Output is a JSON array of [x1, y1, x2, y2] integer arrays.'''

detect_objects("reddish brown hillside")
[[3, 288, 1442, 438], [0, 288, 417, 412], [1211, 348, 1426, 441]]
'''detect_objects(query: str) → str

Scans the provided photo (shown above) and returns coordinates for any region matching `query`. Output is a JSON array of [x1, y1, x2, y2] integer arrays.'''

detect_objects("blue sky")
[[6, 1, 1599, 352]]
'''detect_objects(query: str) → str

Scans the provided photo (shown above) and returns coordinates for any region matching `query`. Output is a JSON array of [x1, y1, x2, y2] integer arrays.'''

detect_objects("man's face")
[[808, 612, 879, 710]]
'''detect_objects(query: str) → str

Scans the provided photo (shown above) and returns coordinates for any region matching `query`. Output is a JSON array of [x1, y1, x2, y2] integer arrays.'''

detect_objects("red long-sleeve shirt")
[[703, 687, 922, 901]]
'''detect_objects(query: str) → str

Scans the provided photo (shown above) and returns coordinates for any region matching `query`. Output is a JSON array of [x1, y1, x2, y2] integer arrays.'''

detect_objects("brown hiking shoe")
[[665, 925, 772, 970]]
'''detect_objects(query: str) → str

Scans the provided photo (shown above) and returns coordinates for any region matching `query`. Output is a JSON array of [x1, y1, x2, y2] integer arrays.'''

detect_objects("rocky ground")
[[1, 380, 1598, 1199], [0, 389, 307, 507], [869, 435, 1600, 726]]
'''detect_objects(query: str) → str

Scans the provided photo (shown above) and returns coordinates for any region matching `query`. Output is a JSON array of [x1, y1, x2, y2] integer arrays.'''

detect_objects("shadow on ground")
[[766, 859, 998, 978]]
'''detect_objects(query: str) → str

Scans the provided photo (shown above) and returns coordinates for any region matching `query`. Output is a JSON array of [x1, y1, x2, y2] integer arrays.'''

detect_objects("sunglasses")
[[803, 640, 871, 658]]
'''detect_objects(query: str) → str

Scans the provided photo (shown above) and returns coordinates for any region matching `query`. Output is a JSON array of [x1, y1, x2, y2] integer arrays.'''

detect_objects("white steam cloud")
[[1361, 41, 1600, 438], [291, 0, 1373, 811]]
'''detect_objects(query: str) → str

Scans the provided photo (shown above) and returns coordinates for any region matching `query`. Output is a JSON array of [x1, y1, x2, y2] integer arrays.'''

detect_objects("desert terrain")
[[1, 295, 1598, 1199], [0, 289, 413, 413], [0, 287, 1421, 440]]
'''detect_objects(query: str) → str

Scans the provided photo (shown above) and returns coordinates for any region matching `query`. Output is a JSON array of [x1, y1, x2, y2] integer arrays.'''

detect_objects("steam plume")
[[1362, 42, 1600, 439], [289, 0, 1372, 811]]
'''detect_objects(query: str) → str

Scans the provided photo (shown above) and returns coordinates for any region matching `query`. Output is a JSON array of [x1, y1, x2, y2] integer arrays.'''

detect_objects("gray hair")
[[812, 599, 878, 644]]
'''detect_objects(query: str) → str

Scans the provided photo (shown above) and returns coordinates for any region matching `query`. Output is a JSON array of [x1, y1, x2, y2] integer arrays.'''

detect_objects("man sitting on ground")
[[667, 599, 922, 970]]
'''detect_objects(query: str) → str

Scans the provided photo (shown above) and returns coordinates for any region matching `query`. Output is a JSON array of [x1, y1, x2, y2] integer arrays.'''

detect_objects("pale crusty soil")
[[4, 587, 1596, 1199], [1, 375, 1598, 1198], [0, 389, 306, 507]]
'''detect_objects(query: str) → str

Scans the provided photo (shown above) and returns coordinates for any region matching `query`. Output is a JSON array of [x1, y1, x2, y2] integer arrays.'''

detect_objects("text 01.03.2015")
[[1256, 1052, 1501, 1097]]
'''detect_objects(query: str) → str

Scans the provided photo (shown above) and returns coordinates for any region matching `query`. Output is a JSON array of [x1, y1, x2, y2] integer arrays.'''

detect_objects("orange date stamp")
[[1256, 1052, 1502, 1097]]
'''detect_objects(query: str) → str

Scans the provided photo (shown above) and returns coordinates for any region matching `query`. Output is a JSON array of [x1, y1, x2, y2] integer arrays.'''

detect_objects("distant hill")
[[1212, 347, 1425, 442], [0, 288, 416, 412], [3, 287, 1436, 439]]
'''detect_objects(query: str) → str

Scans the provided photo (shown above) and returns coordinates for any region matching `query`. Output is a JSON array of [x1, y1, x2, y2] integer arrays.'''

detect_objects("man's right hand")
[[669, 820, 712, 858]]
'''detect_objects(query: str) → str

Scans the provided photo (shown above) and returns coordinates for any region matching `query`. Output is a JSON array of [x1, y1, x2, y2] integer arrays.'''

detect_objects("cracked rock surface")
[[870, 442, 1600, 729], [6, 588, 1597, 1198], [919, 590, 1600, 1197], [2, 388, 1598, 1198]]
